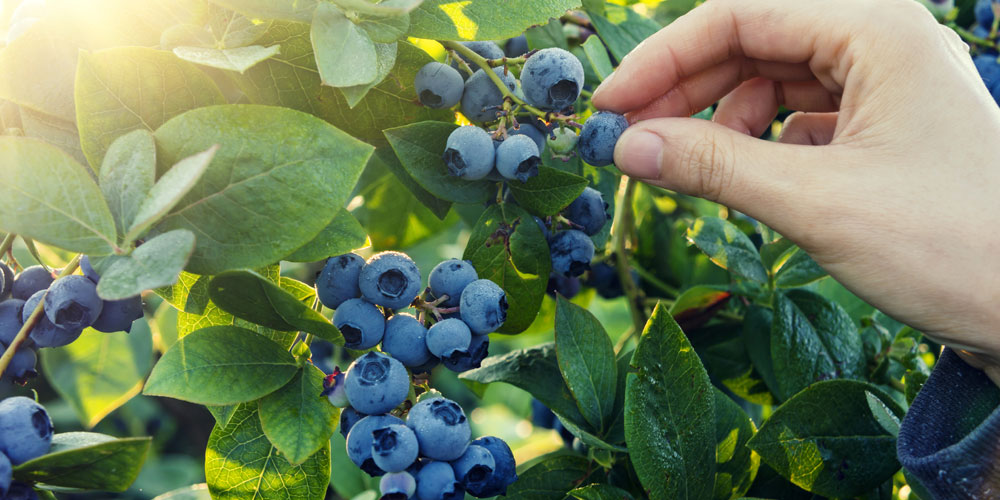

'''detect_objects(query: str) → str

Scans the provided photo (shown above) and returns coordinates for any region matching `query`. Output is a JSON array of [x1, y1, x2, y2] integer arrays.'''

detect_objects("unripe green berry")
[[548, 127, 579, 154]]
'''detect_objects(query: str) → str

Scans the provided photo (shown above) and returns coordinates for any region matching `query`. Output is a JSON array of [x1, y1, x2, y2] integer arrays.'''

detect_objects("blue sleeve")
[[897, 348, 1000, 499]]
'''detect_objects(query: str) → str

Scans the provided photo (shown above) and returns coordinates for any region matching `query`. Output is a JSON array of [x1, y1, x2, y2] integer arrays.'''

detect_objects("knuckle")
[[677, 134, 736, 201]]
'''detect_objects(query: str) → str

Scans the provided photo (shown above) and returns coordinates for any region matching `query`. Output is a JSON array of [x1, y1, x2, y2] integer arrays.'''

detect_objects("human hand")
[[591, 0, 1000, 381]]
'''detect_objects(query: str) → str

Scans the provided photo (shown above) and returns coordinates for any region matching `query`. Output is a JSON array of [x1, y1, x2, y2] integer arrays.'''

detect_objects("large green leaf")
[[581, 35, 614, 81], [14, 432, 151, 491], [152, 104, 374, 275], [408, 0, 582, 41], [41, 324, 153, 429], [259, 365, 339, 465], [747, 380, 904, 498], [96, 229, 196, 301], [353, 172, 457, 250], [99, 130, 157, 237], [0, 137, 117, 255], [774, 247, 828, 288], [503, 454, 594, 500], [172, 45, 282, 73], [625, 303, 716, 500], [463, 203, 550, 333], [206, 0, 318, 22], [18, 105, 88, 166], [373, 146, 452, 221], [588, 4, 661, 62], [338, 41, 399, 108], [284, 209, 368, 262], [567, 484, 635, 500], [508, 166, 589, 216], [206, 404, 331, 500], [554, 296, 617, 432], [687, 217, 767, 283], [143, 326, 299, 405], [740, 305, 782, 400], [712, 389, 759, 500], [311, 3, 379, 88], [125, 145, 217, 243]]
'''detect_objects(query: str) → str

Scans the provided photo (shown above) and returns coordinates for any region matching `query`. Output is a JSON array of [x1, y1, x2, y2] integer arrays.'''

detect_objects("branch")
[[440, 41, 550, 120]]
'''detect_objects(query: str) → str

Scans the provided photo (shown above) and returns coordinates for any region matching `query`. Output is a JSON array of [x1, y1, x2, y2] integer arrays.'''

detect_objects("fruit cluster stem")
[[612, 177, 646, 333], [440, 41, 551, 120], [0, 233, 15, 261]]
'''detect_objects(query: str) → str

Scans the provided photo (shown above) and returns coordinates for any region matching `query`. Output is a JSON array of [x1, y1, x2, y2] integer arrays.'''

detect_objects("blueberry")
[[23, 291, 82, 348], [317, 253, 364, 310], [0, 263, 13, 300], [460, 68, 517, 123], [415, 460, 465, 500], [442, 333, 488, 373], [11, 266, 53, 302], [451, 41, 504, 73], [1, 346, 36, 382], [443, 125, 496, 180], [974, 54, 1000, 103], [410, 355, 440, 374], [379, 470, 417, 500], [406, 397, 470, 461], [976, 0, 997, 27], [372, 423, 419, 472], [505, 35, 529, 57], [90, 295, 143, 333], [534, 216, 552, 240], [507, 123, 547, 154], [360, 252, 423, 310], [546, 273, 581, 299], [521, 48, 585, 111], [0, 452, 9, 497], [5, 482, 36, 500], [549, 230, 594, 277], [459, 279, 507, 334], [0, 396, 52, 464], [333, 298, 385, 350], [381, 314, 432, 368], [339, 406, 367, 438], [322, 368, 349, 408], [79, 256, 100, 284], [577, 111, 628, 167], [345, 351, 410, 415], [554, 419, 574, 446], [0, 300, 25, 346], [346, 414, 405, 476], [496, 134, 540, 183], [586, 261, 639, 299], [428, 259, 478, 308], [43, 275, 102, 331], [450, 444, 495, 492], [425, 318, 472, 363], [415, 62, 465, 109], [468, 436, 518, 497], [531, 399, 556, 429], [547, 127, 578, 154], [564, 187, 609, 236]]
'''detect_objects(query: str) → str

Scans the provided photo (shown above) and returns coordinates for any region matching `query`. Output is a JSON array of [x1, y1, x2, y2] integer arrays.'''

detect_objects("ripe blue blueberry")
[[11, 266, 53, 302], [5, 482, 36, 500], [381, 314, 432, 368], [459, 279, 507, 335], [322, 368, 349, 408], [504, 35, 528, 58], [372, 423, 419, 473], [531, 399, 557, 429], [379, 470, 416, 500], [451, 41, 504, 72], [460, 68, 517, 123], [79, 255, 100, 283], [547, 127, 579, 154], [410, 355, 440, 374], [346, 414, 405, 476], [450, 444, 495, 491], [508, 122, 547, 154], [1, 346, 36, 382], [564, 187, 609, 236], [0, 300, 25, 346], [0, 452, 9, 497], [345, 351, 410, 415], [415, 460, 465, 500], [468, 436, 518, 497], [549, 230, 595, 277], [426, 318, 472, 362], [443, 125, 495, 180], [496, 134, 540, 183], [521, 48, 585, 111], [0, 263, 13, 300], [43, 275, 102, 331], [415, 62, 465, 109], [90, 295, 143, 333], [546, 272, 581, 299], [442, 333, 488, 373], [428, 259, 478, 308], [406, 397, 470, 461], [360, 251, 423, 310], [317, 253, 364, 310], [976, 0, 997, 27], [577, 111, 628, 167], [974, 54, 1000, 103], [339, 406, 366, 439], [333, 298, 385, 350], [23, 291, 82, 348], [0, 397, 52, 464]]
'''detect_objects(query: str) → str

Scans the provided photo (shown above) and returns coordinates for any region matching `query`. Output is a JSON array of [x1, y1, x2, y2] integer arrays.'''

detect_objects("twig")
[[612, 178, 645, 333], [441, 41, 551, 120], [0, 233, 15, 262]]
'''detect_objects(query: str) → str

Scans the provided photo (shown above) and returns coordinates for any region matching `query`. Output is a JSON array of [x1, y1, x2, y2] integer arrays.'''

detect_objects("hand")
[[592, 0, 1000, 381]]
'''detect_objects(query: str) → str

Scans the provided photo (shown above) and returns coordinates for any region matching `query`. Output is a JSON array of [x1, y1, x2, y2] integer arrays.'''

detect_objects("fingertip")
[[614, 128, 664, 180]]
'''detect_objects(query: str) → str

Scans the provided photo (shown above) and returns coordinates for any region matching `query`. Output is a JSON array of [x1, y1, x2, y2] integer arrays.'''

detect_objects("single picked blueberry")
[[1, 346, 36, 382], [444, 126, 496, 181], [425, 318, 472, 362], [90, 295, 143, 333], [0, 300, 25, 346], [0, 263, 13, 300], [79, 255, 100, 283], [496, 134, 540, 183], [459, 279, 507, 335], [339, 406, 367, 439], [43, 275, 102, 331], [0, 396, 52, 465], [521, 48, 585, 111], [415, 62, 465, 109], [442, 333, 488, 373], [507, 122, 547, 155], [346, 414, 405, 477], [415, 460, 465, 500], [450, 444, 495, 491], [0, 452, 9, 497], [381, 314, 432, 368], [460, 68, 517, 123], [333, 298, 385, 350], [406, 397, 471, 461], [359, 252, 423, 311], [577, 111, 628, 167], [344, 351, 410, 415], [371, 423, 419, 473], [428, 259, 478, 308], [563, 187, 609, 236], [450, 41, 504, 73], [549, 230, 595, 277], [379, 470, 417, 500], [468, 436, 518, 497], [317, 253, 365, 310], [23, 291, 82, 348], [11, 266, 53, 302]]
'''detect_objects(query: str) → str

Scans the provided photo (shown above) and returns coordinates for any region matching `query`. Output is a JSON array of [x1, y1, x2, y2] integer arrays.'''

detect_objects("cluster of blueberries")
[[0, 259, 142, 381], [973, 0, 1000, 104], [0, 396, 56, 500]]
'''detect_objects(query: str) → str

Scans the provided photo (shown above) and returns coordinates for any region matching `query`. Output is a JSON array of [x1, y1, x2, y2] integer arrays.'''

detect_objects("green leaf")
[[259, 365, 339, 465], [374, 146, 452, 221], [554, 296, 617, 432], [75, 47, 227, 170], [151, 484, 211, 500], [567, 484, 635, 500], [553, 416, 627, 453], [741, 305, 782, 400], [338, 41, 399, 108], [525, 19, 570, 51], [354, 172, 457, 249], [284, 209, 368, 262], [125, 146, 218, 243], [207, 0, 319, 22], [96, 230, 196, 301], [152, 104, 374, 275], [99, 130, 157, 238], [508, 166, 589, 216], [143, 325, 299, 405], [865, 391, 901, 437], [13, 432, 151, 491], [357, 10, 410, 43], [208, 270, 343, 344], [774, 248, 827, 288], [759, 238, 795, 273], [771, 290, 865, 400], [589, 4, 661, 62], [206, 7, 272, 48], [172, 45, 282, 73], [0, 137, 117, 255], [504, 454, 594, 500], [625, 303, 716, 500], [746, 380, 904, 498], [206, 404, 331, 500], [687, 217, 768, 283], [41, 324, 153, 429], [155, 271, 212, 314], [712, 389, 759, 500], [383, 121, 495, 205], [408, 0, 582, 41], [463, 203, 550, 333], [311, 3, 379, 87], [581, 35, 613, 81]]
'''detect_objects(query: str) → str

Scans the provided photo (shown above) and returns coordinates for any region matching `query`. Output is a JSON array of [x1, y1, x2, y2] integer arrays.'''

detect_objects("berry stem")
[[951, 23, 997, 49], [440, 41, 550, 120], [0, 254, 81, 378], [612, 177, 646, 333], [22, 238, 51, 273], [629, 262, 679, 298], [0, 233, 15, 262]]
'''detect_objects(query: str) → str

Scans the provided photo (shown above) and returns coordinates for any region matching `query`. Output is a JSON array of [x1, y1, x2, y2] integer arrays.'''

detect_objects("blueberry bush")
[[0, 0, 992, 499]]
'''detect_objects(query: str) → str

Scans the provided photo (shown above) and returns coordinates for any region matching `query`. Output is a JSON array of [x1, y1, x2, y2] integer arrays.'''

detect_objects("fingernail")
[[616, 130, 663, 180], [593, 70, 616, 99]]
